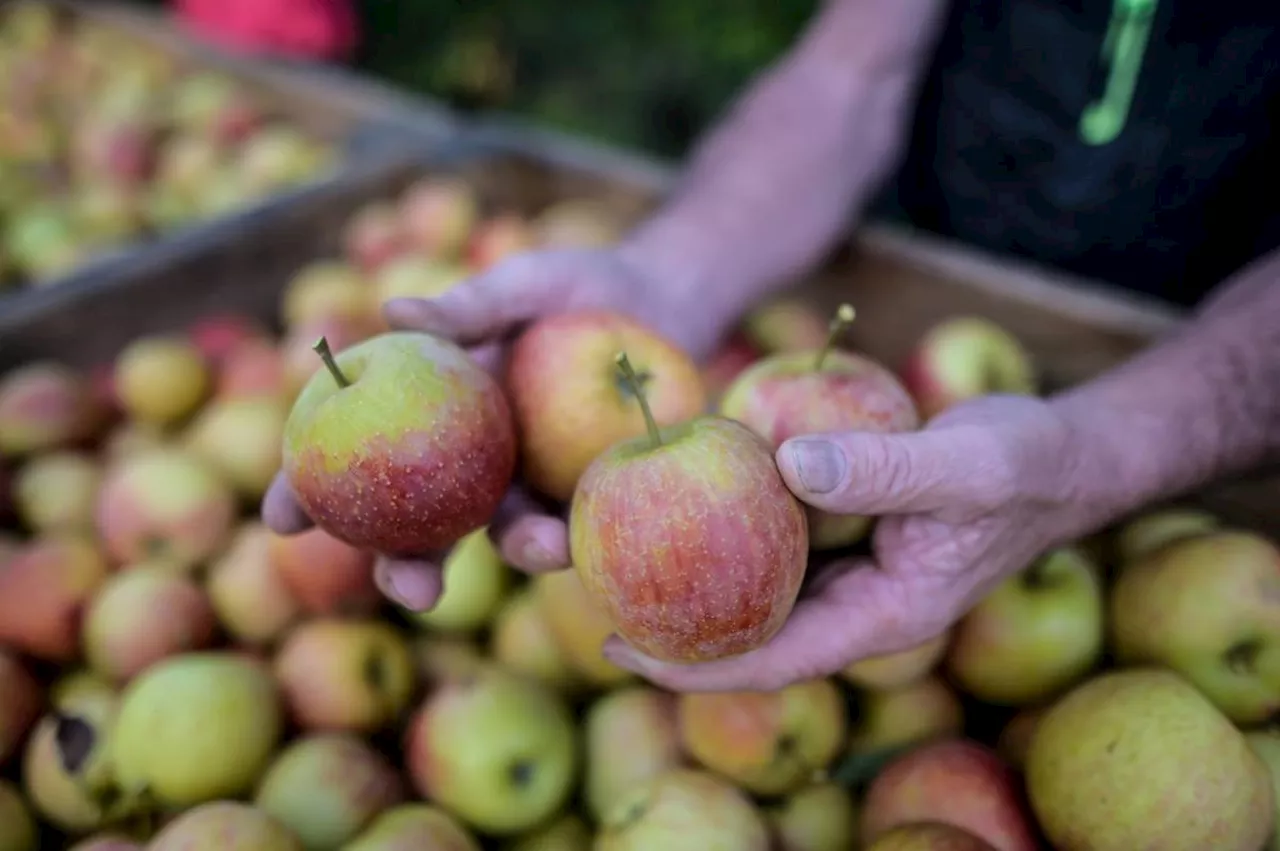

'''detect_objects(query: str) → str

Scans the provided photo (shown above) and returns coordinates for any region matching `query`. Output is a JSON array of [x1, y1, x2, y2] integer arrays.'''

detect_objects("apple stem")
[[815, 303, 856, 371], [615, 351, 662, 449], [313, 336, 351, 388]]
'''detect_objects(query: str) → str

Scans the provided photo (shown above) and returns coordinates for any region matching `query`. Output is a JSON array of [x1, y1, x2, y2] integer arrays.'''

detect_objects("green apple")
[[899, 316, 1037, 421], [343, 804, 480, 851], [409, 528, 511, 633], [1112, 507, 1221, 566], [1246, 729, 1280, 851], [765, 782, 859, 851], [148, 801, 302, 851], [596, 769, 770, 851], [584, 686, 683, 822], [0, 779, 36, 851], [502, 814, 591, 851], [488, 586, 582, 694]]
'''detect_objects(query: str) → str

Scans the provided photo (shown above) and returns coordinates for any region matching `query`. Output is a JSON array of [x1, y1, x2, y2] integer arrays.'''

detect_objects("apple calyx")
[[507, 759, 536, 788], [52, 711, 96, 774], [312, 335, 351, 388], [615, 350, 662, 449], [1225, 638, 1263, 675], [814, 303, 856, 371]]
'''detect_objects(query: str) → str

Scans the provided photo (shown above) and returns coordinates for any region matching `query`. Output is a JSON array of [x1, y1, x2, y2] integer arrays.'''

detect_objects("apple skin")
[[282, 331, 517, 556], [113, 335, 211, 427], [0, 780, 36, 851], [408, 527, 510, 632], [846, 676, 965, 758], [841, 631, 950, 690], [281, 260, 376, 330], [0, 362, 103, 456], [584, 686, 684, 822], [1110, 530, 1280, 724], [465, 212, 537, 271], [343, 201, 412, 274], [866, 823, 999, 851], [741, 298, 831, 354], [13, 449, 102, 535], [207, 523, 303, 646], [413, 637, 492, 686], [254, 733, 406, 850], [595, 768, 771, 851], [0, 534, 110, 662], [148, 801, 303, 851], [764, 782, 860, 851], [861, 739, 1039, 851], [0, 649, 41, 767], [273, 618, 416, 734], [506, 310, 707, 502], [678, 678, 846, 797], [398, 176, 480, 259], [184, 395, 289, 501], [899, 316, 1036, 422], [503, 814, 591, 851], [67, 834, 144, 851], [343, 804, 481, 851], [404, 668, 577, 836], [1245, 730, 1280, 851], [719, 348, 920, 549], [187, 312, 268, 370], [570, 415, 809, 662], [1112, 507, 1221, 566], [489, 586, 582, 693], [531, 564, 634, 687], [268, 527, 380, 616], [947, 547, 1104, 706]]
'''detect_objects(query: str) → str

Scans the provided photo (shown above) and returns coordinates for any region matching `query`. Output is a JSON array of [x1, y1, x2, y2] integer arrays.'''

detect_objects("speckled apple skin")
[[569, 416, 808, 663], [282, 332, 516, 556], [719, 349, 919, 550]]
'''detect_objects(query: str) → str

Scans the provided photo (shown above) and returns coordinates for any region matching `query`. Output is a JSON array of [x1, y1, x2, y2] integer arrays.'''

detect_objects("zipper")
[[1079, 0, 1159, 145]]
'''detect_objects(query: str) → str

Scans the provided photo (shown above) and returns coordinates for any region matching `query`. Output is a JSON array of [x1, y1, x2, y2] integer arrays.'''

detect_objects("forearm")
[[1054, 255, 1280, 530], [618, 0, 948, 346]]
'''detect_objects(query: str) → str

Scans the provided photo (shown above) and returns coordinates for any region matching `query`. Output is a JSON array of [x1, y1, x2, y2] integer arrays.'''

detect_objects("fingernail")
[[387, 564, 436, 611], [520, 541, 554, 571], [787, 439, 844, 494]]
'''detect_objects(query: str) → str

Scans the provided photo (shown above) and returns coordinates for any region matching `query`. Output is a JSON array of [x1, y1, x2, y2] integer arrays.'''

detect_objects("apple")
[[112, 335, 210, 427], [488, 585, 582, 693], [465, 212, 537, 271], [0, 780, 36, 851], [506, 310, 707, 502], [679, 678, 846, 797], [101, 421, 167, 463], [342, 201, 410, 274], [187, 312, 268, 370], [413, 637, 492, 686], [70, 180, 144, 243], [281, 260, 376, 330], [408, 528, 510, 632], [584, 686, 683, 822], [1112, 506, 1221, 565], [274, 618, 416, 734], [147, 801, 302, 851], [217, 339, 288, 401], [570, 377, 808, 661], [0, 649, 41, 766], [282, 332, 516, 554], [67, 835, 144, 851], [207, 523, 302, 646], [183, 395, 288, 500], [503, 814, 591, 851], [531, 560, 634, 686], [701, 332, 763, 406], [861, 739, 1038, 851], [841, 631, 950, 690], [254, 733, 406, 850], [595, 768, 771, 851], [168, 72, 261, 144], [947, 547, 1104, 706], [0, 534, 110, 661], [404, 667, 577, 836], [83, 563, 218, 682], [13, 449, 102, 534], [1245, 729, 1280, 851], [1110, 530, 1280, 723], [865, 823, 999, 851], [846, 676, 965, 758], [153, 133, 225, 199], [94, 446, 237, 571], [741, 297, 831, 354], [268, 527, 380, 616], [372, 255, 468, 306], [0, 361, 103, 455], [994, 705, 1047, 772], [899, 316, 1037, 422], [719, 304, 921, 548], [398, 176, 480, 259], [343, 804, 481, 851], [68, 111, 157, 187], [111, 652, 283, 808], [280, 316, 381, 399], [532, 199, 624, 249], [233, 125, 333, 195], [765, 782, 860, 851]]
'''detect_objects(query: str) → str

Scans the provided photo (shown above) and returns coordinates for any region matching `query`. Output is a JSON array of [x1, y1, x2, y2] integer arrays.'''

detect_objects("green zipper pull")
[[1079, 0, 1158, 146]]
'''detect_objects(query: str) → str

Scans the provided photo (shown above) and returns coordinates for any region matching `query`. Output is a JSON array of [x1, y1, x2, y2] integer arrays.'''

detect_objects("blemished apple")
[[398, 175, 481, 258], [254, 733, 406, 850], [280, 316, 381, 399], [83, 564, 217, 682], [678, 678, 846, 797], [719, 304, 920, 549], [861, 739, 1039, 851], [112, 335, 211, 427], [342, 201, 411, 274], [268, 527, 380, 616], [372, 254, 469, 306], [841, 630, 951, 690], [465, 212, 537, 271], [764, 782, 860, 851], [947, 547, 1104, 706], [0, 649, 41, 767], [570, 362, 808, 662], [504, 814, 591, 851], [1110, 530, 1280, 724], [13, 450, 102, 535], [274, 618, 416, 734], [94, 446, 237, 571], [531, 556, 634, 686], [866, 823, 999, 851], [899, 316, 1037, 421], [489, 586, 582, 693], [280, 260, 376, 330], [740, 297, 832, 354], [183, 395, 288, 501], [343, 804, 481, 851], [147, 801, 302, 851], [595, 768, 771, 851], [1026, 669, 1274, 851], [584, 686, 684, 822], [506, 310, 708, 502], [846, 676, 965, 758], [0, 534, 110, 662], [0, 780, 36, 851], [111, 652, 283, 808], [1112, 506, 1221, 565], [281, 332, 517, 555], [404, 668, 577, 836], [217, 339, 287, 401], [206, 523, 302, 647], [0, 361, 103, 455], [409, 527, 510, 632], [1245, 730, 1280, 851]]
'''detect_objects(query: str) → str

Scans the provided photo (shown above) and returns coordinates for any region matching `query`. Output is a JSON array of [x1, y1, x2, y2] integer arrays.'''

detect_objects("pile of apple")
[[0, 3, 335, 288], [1, 168, 1279, 851]]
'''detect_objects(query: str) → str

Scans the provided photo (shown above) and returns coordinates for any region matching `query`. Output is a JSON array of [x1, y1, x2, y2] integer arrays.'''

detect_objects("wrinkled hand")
[[601, 395, 1099, 692], [261, 247, 721, 608]]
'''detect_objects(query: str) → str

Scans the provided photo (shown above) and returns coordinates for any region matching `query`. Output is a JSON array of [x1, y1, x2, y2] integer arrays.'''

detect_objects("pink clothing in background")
[[174, 0, 359, 62]]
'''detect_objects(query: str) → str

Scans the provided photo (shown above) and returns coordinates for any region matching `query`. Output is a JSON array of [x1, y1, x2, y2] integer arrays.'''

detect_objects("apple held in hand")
[[900, 316, 1036, 421], [569, 353, 808, 663], [720, 304, 920, 549], [281, 333, 516, 555]]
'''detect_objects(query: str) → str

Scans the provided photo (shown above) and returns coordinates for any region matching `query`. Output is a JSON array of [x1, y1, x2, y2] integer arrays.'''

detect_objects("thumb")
[[776, 428, 982, 516]]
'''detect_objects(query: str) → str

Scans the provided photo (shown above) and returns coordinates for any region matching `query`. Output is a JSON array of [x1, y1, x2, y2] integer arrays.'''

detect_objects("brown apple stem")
[[615, 351, 662, 448], [814, 303, 856, 371], [313, 336, 351, 388]]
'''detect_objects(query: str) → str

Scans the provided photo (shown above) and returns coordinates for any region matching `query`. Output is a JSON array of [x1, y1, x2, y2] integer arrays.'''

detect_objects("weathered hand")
[[600, 395, 1101, 692]]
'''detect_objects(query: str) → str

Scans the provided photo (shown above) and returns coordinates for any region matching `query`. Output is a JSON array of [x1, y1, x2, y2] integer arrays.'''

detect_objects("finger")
[[374, 557, 444, 612], [261, 473, 314, 535], [488, 488, 570, 573], [465, 341, 506, 379]]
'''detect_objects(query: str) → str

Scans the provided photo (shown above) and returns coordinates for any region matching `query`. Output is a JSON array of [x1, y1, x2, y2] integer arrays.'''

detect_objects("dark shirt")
[[870, 0, 1280, 307]]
